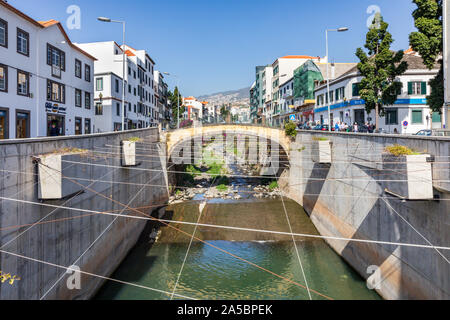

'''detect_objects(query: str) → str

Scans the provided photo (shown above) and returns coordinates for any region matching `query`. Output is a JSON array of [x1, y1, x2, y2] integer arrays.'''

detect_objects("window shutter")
[[407, 82, 413, 95], [421, 82, 427, 95]]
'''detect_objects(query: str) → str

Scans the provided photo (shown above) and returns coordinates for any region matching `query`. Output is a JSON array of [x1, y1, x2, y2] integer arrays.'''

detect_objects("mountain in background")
[[198, 87, 251, 106]]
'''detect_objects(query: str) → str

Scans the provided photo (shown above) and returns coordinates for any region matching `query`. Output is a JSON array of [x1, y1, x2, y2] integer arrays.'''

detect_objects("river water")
[[95, 140, 380, 300], [95, 197, 381, 300]]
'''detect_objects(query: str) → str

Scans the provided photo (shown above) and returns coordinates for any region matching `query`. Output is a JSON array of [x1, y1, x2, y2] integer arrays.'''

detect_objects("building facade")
[[0, 2, 96, 139], [154, 70, 170, 129], [314, 53, 441, 134], [75, 41, 157, 133]]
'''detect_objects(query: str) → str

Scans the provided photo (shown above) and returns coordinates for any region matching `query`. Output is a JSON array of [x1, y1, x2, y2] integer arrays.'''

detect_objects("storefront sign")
[[45, 102, 66, 115]]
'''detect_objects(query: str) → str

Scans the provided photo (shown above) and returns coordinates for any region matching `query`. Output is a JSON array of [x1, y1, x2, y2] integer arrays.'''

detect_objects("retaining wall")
[[283, 131, 450, 300], [0, 128, 168, 300]]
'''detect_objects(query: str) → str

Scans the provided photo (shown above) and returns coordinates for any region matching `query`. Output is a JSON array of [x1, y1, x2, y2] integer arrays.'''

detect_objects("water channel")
[[95, 138, 381, 300]]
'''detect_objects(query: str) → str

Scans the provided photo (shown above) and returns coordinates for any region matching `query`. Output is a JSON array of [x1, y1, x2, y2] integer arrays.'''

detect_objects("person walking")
[[353, 122, 359, 133]]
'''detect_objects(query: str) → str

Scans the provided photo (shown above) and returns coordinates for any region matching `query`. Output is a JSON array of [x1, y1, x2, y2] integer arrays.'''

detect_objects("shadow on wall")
[[302, 163, 331, 216]]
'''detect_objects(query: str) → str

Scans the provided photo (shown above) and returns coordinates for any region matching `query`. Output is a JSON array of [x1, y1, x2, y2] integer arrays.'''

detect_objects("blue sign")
[[289, 115, 296, 121], [403, 121, 409, 127]]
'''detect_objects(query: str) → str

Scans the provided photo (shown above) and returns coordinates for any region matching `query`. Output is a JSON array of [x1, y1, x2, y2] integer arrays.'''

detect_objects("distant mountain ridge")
[[198, 87, 250, 106]]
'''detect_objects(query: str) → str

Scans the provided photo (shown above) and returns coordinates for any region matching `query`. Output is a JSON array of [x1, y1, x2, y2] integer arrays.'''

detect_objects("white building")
[[74, 42, 157, 132], [183, 97, 204, 122], [0, 1, 96, 139], [154, 70, 170, 128], [314, 52, 441, 134]]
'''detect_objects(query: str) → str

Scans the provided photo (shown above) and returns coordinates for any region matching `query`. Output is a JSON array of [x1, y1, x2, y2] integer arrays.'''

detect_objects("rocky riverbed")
[[169, 184, 281, 204]]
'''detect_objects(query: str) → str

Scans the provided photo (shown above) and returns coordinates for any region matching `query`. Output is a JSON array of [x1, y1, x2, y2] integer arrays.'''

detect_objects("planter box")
[[37, 153, 83, 200], [312, 140, 332, 164], [121, 141, 138, 167], [382, 154, 433, 200]]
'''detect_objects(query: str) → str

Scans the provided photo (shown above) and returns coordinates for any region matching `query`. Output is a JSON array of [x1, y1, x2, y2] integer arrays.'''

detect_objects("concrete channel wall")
[[282, 131, 450, 300], [0, 128, 168, 300]]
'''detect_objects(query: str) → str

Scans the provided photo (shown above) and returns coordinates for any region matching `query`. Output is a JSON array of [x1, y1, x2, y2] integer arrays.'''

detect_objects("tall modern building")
[[75, 41, 157, 132], [0, 1, 96, 139]]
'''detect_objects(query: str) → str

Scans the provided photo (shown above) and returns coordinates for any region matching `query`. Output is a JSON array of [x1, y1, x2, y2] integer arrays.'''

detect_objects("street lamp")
[[98, 17, 126, 132], [326, 27, 349, 132], [163, 72, 181, 129]]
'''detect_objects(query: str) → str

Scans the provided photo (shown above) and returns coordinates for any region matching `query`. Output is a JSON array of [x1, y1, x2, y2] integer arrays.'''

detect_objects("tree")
[[356, 14, 408, 130], [168, 87, 185, 123], [409, 0, 443, 114]]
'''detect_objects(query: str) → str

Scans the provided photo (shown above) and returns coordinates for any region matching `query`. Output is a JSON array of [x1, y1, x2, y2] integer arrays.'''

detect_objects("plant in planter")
[[311, 137, 332, 163], [121, 137, 142, 167], [284, 121, 298, 140], [383, 145, 433, 200], [36, 148, 88, 200]]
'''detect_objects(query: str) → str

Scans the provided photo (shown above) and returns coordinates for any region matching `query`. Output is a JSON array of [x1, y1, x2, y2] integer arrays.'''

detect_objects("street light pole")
[[98, 17, 126, 131], [326, 27, 348, 132]]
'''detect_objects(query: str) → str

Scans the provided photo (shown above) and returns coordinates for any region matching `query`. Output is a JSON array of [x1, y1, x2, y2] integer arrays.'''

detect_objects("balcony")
[[282, 89, 293, 99]]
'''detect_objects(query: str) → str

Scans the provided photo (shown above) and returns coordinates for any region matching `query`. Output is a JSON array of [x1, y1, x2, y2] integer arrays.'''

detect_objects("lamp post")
[[326, 27, 349, 132], [163, 72, 181, 129], [98, 17, 126, 131]]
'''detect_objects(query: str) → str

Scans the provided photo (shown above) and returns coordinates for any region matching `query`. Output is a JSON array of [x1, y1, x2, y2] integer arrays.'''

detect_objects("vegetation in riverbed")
[[216, 184, 228, 192], [312, 137, 329, 141], [385, 145, 421, 156], [268, 181, 279, 191]]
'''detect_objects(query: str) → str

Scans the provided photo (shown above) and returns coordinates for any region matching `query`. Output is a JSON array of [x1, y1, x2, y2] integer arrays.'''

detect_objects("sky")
[[11, 0, 417, 96]]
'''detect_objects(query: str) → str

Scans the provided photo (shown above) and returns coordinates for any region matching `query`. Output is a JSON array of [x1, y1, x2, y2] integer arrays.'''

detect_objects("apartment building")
[[154, 70, 170, 129], [183, 97, 204, 122], [314, 52, 441, 134], [74, 41, 157, 132], [270, 55, 325, 125], [0, 1, 96, 139]]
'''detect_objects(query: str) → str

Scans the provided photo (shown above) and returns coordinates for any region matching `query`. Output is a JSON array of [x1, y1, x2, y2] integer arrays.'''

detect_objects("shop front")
[[0, 108, 8, 139], [16, 110, 30, 139], [47, 114, 65, 137]]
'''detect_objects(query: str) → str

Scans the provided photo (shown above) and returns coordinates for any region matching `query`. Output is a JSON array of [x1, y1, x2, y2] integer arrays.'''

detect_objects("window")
[[85, 118, 91, 134], [85, 92, 91, 109], [96, 78, 103, 91], [432, 112, 442, 123], [412, 109, 423, 124], [129, 102, 131, 112], [128, 84, 131, 93], [47, 44, 65, 76], [385, 109, 398, 125], [95, 103, 103, 115], [408, 82, 427, 95], [75, 59, 82, 78], [17, 70, 29, 96], [133, 71, 136, 79], [352, 83, 361, 97], [85, 65, 91, 82], [17, 28, 29, 56], [0, 18, 7, 48], [0, 64, 7, 92], [128, 67, 131, 75], [75, 89, 82, 107], [115, 79, 119, 93], [47, 80, 65, 103], [75, 117, 82, 135], [335, 87, 345, 101], [116, 103, 121, 116]]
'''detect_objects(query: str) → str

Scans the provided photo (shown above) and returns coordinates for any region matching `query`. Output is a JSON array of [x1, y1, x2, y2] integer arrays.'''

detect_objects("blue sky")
[[12, 0, 417, 96]]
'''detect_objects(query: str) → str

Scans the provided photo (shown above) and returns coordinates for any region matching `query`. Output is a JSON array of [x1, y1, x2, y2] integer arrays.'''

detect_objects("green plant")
[[269, 181, 279, 191], [127, 137, 142, 142], [216, 184, 228, 192], [175, 189, 183, 196], [410, 0, 443, 113], [356, 14, 408, 130], [385, 145, 421, 156], [312, 137, 329, 141], [284, 121, 298, 139]]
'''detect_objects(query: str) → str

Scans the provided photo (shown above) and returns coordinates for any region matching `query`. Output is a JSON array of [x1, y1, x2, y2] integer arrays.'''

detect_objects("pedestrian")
[[335, 122, 340, 132], [353, 122, 359, 133]]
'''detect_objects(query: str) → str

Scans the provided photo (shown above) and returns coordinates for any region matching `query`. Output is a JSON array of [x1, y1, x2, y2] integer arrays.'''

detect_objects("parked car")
[[414, 129, 450, 137]]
